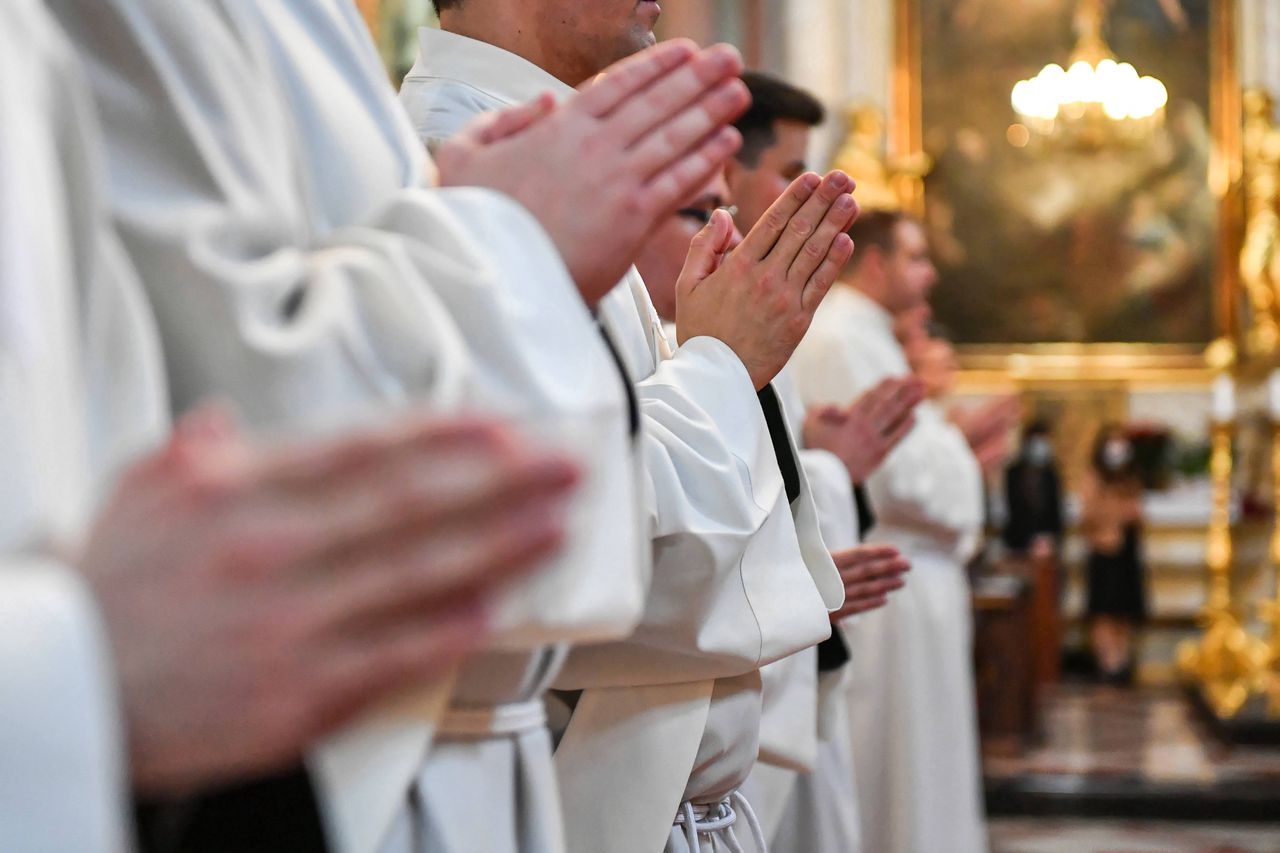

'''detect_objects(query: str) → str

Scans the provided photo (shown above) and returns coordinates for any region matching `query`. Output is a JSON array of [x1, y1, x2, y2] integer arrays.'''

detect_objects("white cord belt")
[[437, 698, 546, 739], [673, 790, 767, 852]]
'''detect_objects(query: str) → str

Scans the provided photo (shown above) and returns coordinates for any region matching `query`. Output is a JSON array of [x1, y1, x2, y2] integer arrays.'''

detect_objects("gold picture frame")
[[893, 0, 1244, 378]]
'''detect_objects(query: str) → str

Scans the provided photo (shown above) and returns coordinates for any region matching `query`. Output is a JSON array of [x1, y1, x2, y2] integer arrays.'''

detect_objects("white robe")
[[739, 366, 865, 853], [400, 29, 842, 853], [0, 1, 169, 849], [791, 285, 989, 853], [47, 4, 642, 853]]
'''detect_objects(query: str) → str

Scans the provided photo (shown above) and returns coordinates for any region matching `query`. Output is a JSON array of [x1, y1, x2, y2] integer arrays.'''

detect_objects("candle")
[[1212, 375, 1236, 423], [1269, 369, 1280, 422]]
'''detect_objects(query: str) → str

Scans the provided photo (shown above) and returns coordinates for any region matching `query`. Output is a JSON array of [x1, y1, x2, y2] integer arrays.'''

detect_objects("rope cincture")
[[673, 790, 767, 852]]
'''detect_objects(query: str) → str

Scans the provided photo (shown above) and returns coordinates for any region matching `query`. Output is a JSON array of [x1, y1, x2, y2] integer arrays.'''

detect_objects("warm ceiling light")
[[1011, 0, 1167, 147]]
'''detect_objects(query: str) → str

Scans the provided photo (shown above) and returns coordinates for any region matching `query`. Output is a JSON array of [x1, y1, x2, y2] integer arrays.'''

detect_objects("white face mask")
[[1025, 437, 1053, 466], [1102, 439, 1133, 471]]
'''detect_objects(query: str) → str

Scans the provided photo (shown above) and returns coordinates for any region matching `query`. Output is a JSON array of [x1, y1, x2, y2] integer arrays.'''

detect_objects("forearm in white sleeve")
[[51, 0, 596, 436], [0, 562, 129, 853]]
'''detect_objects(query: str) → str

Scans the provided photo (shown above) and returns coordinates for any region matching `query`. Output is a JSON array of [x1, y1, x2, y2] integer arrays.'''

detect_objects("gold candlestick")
[[1177, 418, 1267, 718], [1260, 419, 1280, 716]]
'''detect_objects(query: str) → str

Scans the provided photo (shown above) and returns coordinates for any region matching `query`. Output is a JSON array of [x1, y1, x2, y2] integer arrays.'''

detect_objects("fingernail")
[[710, 43, 743, 68], [670, 39, 697, 57], [836, 195, 855, 212]]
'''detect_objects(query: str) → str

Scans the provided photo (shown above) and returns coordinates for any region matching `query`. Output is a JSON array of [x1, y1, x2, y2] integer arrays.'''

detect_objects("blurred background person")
[[1082, 424, 1149, 685], [791, 209, 991, 853], [1003, 420, 1066, 560], [717, 71, 922, 853], [905, 331, 961, 401]]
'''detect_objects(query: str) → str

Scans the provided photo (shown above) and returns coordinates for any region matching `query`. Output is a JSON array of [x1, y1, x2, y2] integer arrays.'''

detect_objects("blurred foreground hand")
[[81, 406, 579, 795]]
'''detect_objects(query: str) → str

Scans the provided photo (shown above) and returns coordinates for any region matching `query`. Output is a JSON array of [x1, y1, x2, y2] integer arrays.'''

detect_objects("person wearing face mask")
[[1003, 422, 1065, 560], [1081, 424, 1148, 685]]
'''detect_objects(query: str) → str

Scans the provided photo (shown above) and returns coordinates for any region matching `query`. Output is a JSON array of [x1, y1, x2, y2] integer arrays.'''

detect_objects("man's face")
[[907, 337, 957, 399], [542, 0, 661, 80], [635, 171, 734, 322], [728, 119, 811, 232], [883, 220, 938, 314]]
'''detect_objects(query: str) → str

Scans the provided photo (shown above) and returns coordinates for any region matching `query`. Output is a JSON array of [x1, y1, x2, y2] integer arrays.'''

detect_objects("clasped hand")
[[437, 39, 751, 306], [804, 377, 925, 484], [81, 406, 578, 795], [674, 171, 860, 390]]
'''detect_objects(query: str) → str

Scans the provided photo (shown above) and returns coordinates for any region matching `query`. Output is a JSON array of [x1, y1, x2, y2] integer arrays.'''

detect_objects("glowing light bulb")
[[1011, 52, 1165, 142], [1012, 79, 1032, 115], [1103, 92, 1129, 120], [1141, 76, 1168, 111], [1066, 60, 1093, 103]]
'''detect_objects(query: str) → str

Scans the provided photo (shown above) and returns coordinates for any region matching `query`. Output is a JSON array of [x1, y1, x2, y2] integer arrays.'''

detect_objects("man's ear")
[[850, 244, 890, 300], [857, 243, 884, 278]]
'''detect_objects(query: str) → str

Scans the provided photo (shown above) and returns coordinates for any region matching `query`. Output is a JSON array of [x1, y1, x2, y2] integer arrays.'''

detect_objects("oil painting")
[[917, 0, 1219, 345]]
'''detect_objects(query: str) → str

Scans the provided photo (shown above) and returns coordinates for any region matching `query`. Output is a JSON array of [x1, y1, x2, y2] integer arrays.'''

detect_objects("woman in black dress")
[[1081, 425, 1147, 685]]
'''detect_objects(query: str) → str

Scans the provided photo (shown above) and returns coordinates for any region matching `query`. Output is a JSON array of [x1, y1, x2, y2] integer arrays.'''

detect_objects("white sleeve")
[[866, 405, 985, 544], [1, 5, 131, 850], [0, 564, 129, 853], [51, 0, 645, 650], [556, 290, 841, 688], [49, 0, 599, 434], [801, 448, 860, 551], [773, 362, 859, 552]]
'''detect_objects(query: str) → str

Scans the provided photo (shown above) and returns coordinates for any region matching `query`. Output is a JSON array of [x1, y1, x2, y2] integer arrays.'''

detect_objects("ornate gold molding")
[[955, 344, 1214, 386]]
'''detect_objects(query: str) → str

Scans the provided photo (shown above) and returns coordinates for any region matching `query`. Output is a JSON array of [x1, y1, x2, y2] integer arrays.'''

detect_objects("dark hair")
[[1023, 419, 1052, 440], [1090, 423, 1140, 484], [734, 72, 826, 167], [433, 0, 462, 10], [843, 209, 908, 271]]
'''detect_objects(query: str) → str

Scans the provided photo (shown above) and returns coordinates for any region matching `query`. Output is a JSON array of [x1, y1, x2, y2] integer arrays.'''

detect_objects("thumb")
[[806, 403, 838, 422], [677, 209, 735, 295], [814, 403, 845, 423], [173, 401, 239, 446], [164, 401, 241, 467]]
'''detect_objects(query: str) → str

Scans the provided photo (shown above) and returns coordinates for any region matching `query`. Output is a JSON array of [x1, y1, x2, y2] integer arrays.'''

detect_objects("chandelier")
[[1011, 0, 1167, 147]]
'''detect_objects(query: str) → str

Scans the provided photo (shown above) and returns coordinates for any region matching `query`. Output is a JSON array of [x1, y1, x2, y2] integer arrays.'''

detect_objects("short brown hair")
[[845, 210, 908, 269]]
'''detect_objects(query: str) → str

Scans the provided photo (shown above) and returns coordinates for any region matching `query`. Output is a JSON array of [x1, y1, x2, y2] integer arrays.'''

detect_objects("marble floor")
[[985, 684, 1280, 784], [989, 818, 1280, 853], [984, 685, 1280, 821]]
